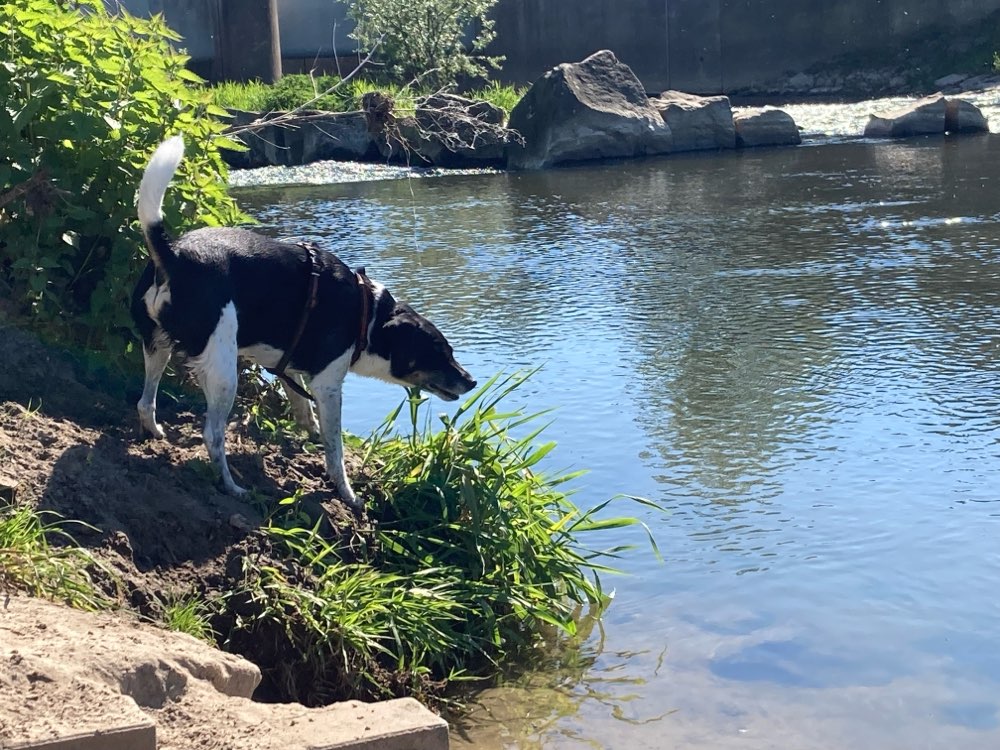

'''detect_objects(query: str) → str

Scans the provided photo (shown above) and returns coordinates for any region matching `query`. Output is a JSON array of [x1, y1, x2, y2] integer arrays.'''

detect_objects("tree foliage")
[[0, 0, 244, 365], [346, 0, 504, 88]]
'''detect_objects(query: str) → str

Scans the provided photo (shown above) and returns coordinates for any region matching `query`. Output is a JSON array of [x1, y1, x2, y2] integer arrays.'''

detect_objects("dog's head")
[[371, 300, 476, 401]]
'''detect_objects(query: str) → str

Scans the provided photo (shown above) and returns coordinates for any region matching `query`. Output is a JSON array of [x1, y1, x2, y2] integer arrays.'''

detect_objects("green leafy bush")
[[230, 373, 658, 703], [347, 0, 504, 87], [0, 0, 244, 364]]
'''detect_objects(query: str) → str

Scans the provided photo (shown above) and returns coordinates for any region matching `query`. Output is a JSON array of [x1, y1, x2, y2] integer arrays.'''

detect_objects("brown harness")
[[266, 242, 372, 402], [350, 265, 372, 366]]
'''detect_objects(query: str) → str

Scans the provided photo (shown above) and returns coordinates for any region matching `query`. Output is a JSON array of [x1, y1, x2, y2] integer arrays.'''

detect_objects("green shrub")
[[230, 373, 659, 703], [257, 73, 347, 112], [347, 0, 504, 88], [0, 0, 244, 365]]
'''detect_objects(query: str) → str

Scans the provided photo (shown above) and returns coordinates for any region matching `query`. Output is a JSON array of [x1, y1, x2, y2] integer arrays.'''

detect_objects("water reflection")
[[235, 137, 1000, 749]]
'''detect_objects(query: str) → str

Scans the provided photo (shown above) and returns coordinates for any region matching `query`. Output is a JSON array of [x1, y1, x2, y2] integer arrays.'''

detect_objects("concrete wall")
[[118, 0, 1000, 93], [712, 0, 1000, 92], [489, 0, 1000, 93], [276, 0, 353, 58], [119, 0, 217, 59]]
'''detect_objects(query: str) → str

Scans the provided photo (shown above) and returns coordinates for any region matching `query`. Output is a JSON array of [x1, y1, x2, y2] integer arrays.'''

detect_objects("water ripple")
[[236, 137, 1000, 749]]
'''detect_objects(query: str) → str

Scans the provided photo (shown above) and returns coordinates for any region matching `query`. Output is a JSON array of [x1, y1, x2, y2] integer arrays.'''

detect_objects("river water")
[[234, 132, 1000, 749]]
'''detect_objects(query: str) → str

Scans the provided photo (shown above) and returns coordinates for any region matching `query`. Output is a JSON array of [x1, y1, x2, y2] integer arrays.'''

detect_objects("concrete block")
[[4, 721, 155, 750], [284, 698, 449, 750]]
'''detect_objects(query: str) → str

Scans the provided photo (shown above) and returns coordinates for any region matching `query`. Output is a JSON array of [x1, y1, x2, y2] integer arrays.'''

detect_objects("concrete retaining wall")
[[117, 0, 1000, 93], [489, 0, 1000, 93]]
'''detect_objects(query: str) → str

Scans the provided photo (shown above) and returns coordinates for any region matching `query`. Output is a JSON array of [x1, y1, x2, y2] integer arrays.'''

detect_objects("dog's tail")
[[137, 136, 185, 276]]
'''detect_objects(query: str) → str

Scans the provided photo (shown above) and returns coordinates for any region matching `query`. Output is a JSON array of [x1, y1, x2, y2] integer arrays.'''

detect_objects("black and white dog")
[[131, 136, 476, 509]]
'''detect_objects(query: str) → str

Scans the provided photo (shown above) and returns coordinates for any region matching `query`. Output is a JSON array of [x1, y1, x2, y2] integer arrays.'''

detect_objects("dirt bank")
[[0, 321, 433, 743]]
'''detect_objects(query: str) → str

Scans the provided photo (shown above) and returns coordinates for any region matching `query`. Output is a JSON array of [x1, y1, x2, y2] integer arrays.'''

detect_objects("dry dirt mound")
[[0, 324, 362, 608]]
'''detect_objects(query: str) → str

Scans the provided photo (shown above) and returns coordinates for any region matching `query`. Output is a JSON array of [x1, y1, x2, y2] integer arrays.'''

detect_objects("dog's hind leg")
[[137, 336, 171, 438], [310, 353, 360, 510], [284, 374, 321, 438], [193, 303, 246, 496]]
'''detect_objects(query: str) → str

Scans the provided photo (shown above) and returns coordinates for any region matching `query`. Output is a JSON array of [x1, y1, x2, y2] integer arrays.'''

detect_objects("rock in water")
[[733, 108, 802, 147], [651, 90, 736, 152], [507, 49, 673, 170]]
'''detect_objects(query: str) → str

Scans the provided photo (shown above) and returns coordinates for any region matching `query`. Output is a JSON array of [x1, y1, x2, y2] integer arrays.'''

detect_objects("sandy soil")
[[1, 596, 446, 750]]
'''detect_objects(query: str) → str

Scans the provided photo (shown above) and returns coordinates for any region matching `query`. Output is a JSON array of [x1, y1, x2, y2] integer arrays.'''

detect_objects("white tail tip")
[[137, 136, 185, 229]]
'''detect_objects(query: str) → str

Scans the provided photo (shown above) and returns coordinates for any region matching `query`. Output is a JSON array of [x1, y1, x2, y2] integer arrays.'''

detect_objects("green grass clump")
[[207, 80, 272, 111], [209, 75, 522, 118], [209, 74, 348, 113], [468, 81, 526, 115], [0, 505, 106, 610], [160, 593, 217, 643], [229, 372, 658, 703], [260, 73, 346, 111]]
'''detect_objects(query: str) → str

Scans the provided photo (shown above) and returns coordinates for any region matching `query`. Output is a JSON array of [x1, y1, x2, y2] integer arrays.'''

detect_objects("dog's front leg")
[[311, 357, 361, 510]]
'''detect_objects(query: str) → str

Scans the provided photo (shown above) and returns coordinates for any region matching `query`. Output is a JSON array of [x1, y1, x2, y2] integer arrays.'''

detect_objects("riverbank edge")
[[223, 69, 999, 189]]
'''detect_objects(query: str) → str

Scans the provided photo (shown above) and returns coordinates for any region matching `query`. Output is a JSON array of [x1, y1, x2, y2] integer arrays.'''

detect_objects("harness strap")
[[351, 266, 373, 366], [267, 242, 320, 402]]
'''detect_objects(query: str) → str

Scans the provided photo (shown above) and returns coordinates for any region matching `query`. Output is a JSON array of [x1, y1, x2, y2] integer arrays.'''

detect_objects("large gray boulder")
[[865, 95, 988, 138], [864, 95, 947, 137], [651, 90, 736, 152], [945, 98, 989, 133], [733, 108, 801, 147], [506, 50, 673, 169]]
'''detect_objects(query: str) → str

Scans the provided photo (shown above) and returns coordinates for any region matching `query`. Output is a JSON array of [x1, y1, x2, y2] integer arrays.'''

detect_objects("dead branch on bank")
[[221, 39, 521, 163]]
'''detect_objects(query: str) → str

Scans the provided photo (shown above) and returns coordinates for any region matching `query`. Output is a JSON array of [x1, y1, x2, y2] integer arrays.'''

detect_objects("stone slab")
[[4, 723, 156, 750], [294, 698, 449, 750]]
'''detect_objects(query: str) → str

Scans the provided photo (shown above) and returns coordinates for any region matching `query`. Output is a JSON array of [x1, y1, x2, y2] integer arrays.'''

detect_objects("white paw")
[[224, 481, 248, 496], [140, 418, 165, 439], [335, 481, 361, 510]]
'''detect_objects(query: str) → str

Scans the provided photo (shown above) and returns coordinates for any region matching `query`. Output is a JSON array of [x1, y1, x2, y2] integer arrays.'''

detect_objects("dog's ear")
[[354, 265, 366, 277]]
